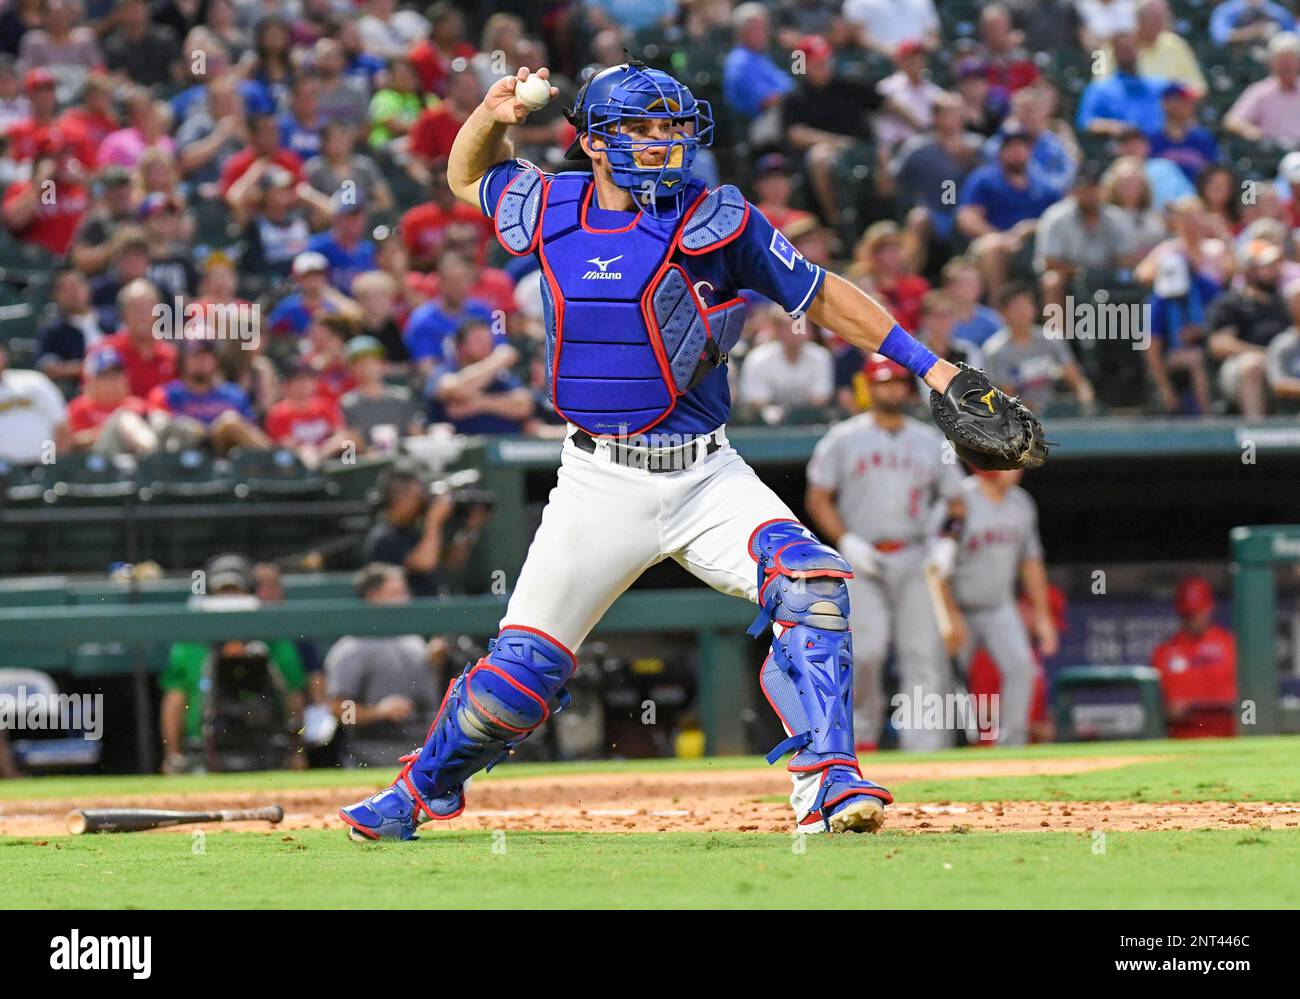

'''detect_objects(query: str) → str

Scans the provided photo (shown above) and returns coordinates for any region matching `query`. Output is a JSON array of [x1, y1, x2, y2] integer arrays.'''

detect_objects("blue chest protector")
[[494, 168, 748, 437]]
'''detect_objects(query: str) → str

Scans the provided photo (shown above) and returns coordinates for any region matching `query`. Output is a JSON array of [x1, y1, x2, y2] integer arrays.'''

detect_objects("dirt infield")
[[3, 755, 1297, 837]]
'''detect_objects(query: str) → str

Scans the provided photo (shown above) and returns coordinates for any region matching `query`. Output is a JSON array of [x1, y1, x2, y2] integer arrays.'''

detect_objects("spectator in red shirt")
[[66, 346, 156, 456], [304, 313, 357, 402], [1, 133, 89, 256], [95, 279, 177, 399], [264, 360, 349, 466], [399, 159, 493, 270], [408, 2, 475, 97], [848, 220, 930, 333], [1151, 576, 1238, 739], [4, 67, 60, 167], [219, 112, 307, 202], [408, 68, 481, 181], [975, 4, 1039, 104]]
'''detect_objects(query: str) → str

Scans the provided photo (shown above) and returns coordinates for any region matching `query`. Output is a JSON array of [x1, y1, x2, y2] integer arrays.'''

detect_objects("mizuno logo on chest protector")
[[583, 254, 624, 280]]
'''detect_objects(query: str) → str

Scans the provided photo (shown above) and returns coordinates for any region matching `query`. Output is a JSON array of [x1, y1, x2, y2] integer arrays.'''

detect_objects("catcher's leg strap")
[[405, 626, 574, 802]]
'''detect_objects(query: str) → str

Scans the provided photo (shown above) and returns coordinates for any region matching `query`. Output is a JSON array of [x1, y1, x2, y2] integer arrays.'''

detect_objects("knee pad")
[[748, 520, 859, 773], [406, 626, 573, 799]]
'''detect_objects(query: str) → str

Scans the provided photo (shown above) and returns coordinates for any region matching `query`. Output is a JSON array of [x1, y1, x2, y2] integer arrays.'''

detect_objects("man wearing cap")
[[268, 250, 360, 337], [0, 341, 68, 465], [1148, 83, 1218, 183], [66, 346, 155, 456], [237, 166, 316, 281], [750, 153, 814, 234], [138, 193, 198, 300], [160, 553, 307, 774], [36, 266, 104, 391], [736, 303, 834, 416], [1206, 240, 1292, 415], [3, 67, 60, 167], [1150, 577, 1237, 739], [1, 131, 88, 256], [983, 85, 1078, 195], [340, 334, 423, 449], [69, 164, 136, 274], [146, 338, 271, 454], [950, 467, 1055, 746], [1224, 31, 1300, 147], [780, 34, 880, 227], [957, 128, 1060, 299], [305, 189, 377, 294], [1076, 31, 1168, 136], [876, 40, 946, 151], [806, 354, 966, 751], [1034, 162, 1140, 309]]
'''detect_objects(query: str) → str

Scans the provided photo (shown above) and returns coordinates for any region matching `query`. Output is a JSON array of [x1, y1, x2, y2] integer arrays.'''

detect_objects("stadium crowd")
[[3, 0, 1300, 477]]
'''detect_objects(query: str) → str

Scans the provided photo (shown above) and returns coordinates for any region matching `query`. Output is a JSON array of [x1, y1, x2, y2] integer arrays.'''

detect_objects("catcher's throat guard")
[[930, 363, 1050, 471], [564, 61, 714, 217]]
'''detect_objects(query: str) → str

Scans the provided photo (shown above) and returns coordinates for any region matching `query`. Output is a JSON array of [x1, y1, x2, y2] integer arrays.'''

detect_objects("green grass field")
[[2, 737, 1298, 909]]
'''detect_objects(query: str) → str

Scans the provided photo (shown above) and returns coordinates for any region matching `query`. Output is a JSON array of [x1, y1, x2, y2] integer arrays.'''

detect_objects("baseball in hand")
[[516, 72, 552, 112]]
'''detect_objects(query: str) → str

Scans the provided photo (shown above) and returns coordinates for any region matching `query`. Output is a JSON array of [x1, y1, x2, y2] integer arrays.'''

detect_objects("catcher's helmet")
[[864, 353, 911, 383], [564, 61, 714, 211]]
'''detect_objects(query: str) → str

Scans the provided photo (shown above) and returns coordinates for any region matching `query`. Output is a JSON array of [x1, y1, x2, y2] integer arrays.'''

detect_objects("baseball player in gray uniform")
[[950, 468, 1057, 745], [806, 354, 966, 751]]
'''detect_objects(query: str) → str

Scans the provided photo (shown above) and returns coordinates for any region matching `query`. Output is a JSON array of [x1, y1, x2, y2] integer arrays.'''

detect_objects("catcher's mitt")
[[930, 363, 1049, 471]]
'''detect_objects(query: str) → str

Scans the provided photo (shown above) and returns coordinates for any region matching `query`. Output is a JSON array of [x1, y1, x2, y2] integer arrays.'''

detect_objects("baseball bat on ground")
[[66, 804, 285, 834]]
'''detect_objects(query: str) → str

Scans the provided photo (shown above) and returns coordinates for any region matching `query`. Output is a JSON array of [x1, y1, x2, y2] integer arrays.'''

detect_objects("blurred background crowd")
[[1, 0, 1294, 772], [7, 0, 1300, 476]]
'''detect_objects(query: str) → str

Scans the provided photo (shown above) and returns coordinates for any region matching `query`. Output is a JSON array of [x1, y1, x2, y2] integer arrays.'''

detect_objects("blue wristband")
[[879, 324, 939, 378]]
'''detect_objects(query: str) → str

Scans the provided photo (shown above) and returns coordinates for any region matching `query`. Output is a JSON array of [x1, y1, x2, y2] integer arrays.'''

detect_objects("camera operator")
[[362, 461, 488, 596]]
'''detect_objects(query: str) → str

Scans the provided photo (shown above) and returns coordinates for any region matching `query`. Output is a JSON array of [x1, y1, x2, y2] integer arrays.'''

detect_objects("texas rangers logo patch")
[[769, 230, 802, 270]]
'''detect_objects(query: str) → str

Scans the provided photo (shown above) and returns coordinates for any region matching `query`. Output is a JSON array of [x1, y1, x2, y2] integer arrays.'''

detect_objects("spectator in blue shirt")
[[1210, 0, 1296, 47], [305, 190, 376, 294], [1116, 126, 1196, 209], [983, 84, 1078, 194], [957, 128, 1062, 299], [425, 317, 533, 436], [723, 3, 793, 138], [1076, 32, 1167, 135], [1148, 83, 1219, 183], [403, 252, 497, 376], [1145, 257, 1220, 414], [279, 75, 325, 162]]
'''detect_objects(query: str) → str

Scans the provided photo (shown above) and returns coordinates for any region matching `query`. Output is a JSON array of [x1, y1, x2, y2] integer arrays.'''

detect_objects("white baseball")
[[515, 72, 552, 111]]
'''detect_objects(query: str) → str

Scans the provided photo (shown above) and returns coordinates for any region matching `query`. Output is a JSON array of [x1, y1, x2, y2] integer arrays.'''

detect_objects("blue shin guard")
[[339, 626, 574, 841], [749, 520, 894, 832]]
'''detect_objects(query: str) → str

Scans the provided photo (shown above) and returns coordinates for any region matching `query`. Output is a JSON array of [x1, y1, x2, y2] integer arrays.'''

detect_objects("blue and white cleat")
[[799, 766, 893, 835], [339, 753, 464, 842]]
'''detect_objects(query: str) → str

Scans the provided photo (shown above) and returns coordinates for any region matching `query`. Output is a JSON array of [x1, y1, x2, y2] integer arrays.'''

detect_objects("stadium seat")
[[136, 449, 236, 501], [229, 447, 329, 500]]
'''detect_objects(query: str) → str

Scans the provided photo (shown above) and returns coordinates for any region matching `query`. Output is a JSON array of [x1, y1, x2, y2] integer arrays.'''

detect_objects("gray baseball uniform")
[[808, 412, 964, 750], [951, 475, 1044, 746]]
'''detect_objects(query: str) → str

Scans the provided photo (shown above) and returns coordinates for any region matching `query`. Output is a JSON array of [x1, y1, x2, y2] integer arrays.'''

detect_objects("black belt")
[[569, 428, 724, 473]]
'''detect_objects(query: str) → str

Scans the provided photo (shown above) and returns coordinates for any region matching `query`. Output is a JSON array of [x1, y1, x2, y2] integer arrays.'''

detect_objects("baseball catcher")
[[339, 60, 1048, 841]]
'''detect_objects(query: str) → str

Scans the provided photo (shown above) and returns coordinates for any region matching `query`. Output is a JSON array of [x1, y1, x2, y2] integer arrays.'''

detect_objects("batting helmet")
[[864, 353, 911, 383], [1174, 576, 1215, 616], [564, 61, 714, 211]]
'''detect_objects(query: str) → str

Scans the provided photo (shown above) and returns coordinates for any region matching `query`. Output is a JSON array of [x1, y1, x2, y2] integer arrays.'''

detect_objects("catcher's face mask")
[[566, 62, 714, 217]]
